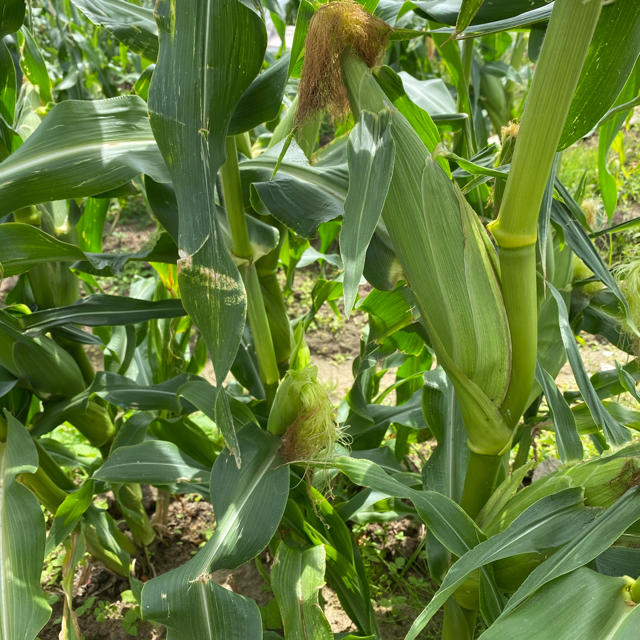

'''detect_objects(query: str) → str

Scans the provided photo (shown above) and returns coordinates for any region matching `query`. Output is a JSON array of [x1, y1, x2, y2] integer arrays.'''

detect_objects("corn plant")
[[1, 0, 640, 639]]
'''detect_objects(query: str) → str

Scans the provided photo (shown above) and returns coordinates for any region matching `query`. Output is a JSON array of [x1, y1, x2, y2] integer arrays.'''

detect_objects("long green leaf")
[[502, 485, 640, 616], [405, 488, 594, 640], [22, 295, 185, 332], [0, 412, 51, 640], [535, 363, 583, 463], [547, 284, 630, 446], [341, 110, 394, 315], [456, 0, 486, 33], [141, 425, 289, 639], [417, 0, 549, 26], [559, 0, 640, 149], [331, 456, 504, 621], [421, 367, 468, 502], [93, 441, 209, 486], [149, 0, 265, 383], [0, 96, 169, 214]]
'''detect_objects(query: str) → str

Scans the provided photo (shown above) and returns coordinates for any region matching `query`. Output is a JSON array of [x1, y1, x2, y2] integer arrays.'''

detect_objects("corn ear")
[[267, 364, 338, 462], [562, 456, 640, 508], [341, 53, 512, 454], [13, 334, 86, 399], [63, 400, 115, 448]]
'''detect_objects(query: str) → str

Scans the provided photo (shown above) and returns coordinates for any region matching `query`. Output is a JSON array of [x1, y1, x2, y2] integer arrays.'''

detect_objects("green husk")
[[267, 365, 340, 462]]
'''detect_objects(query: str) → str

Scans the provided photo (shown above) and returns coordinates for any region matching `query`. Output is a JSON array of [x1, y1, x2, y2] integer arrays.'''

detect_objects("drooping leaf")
[[341, 109, 394, 315], [229, 53, 290, 135], [69, 0, 159, 60], [535, 363, 583, 463], [93, 441, 209, 486], [149, 0, 266, 383], [22, 295, 185, 333], [0, 412, 51, 640], [0, 96, 170, 215], [141, 425, 290, 639], [178, 379, 241, 465], [415, 0, 549, 26], [0, 223, 86, 276], [547, 284, 630, 446], [597, 59, 640, 216]]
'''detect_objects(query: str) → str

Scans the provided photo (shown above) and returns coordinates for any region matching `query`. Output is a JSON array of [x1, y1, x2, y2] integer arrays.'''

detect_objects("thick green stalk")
[[490, 0, 602, 427], [220, 136, 280, 400], [460, 451, 502, 519], [241, 264, 279, 401], [443, 599, 475, 640], [491, 0, 602, 244], [221, 136, 253, 261]]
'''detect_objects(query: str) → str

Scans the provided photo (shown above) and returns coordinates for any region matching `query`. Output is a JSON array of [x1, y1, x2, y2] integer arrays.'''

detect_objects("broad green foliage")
[[0, 0, 638, 639], [0, 414, 51, 640]]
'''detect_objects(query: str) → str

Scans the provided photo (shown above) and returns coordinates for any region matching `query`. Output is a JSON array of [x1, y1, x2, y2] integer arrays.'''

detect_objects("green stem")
[[498, 244, 538, 427], [221, 136, 253, 260], [442, 598, 475, 640], [221, 136, 280, 399], [460, 451, 502, 519], [490, 0, 602, 244], [489, 0, 602, 428], [242, 265, 279, 403], [19, 466, 67, 513]]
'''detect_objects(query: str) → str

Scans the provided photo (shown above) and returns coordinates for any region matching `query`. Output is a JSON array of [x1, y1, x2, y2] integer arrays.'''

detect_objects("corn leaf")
[[333, 456, 506, 623], [502, 485, 640, 617], [456, 0, 486, 33], [548, 284, 630, 446], [341, 109, 394, 315], [229, 53, 290, 135], [417, 0, 548, 26], [178, 379, 241, 465], [0, 412, 51, 640], [535, 363, 583, 463], [550, 197, 634, 325], [421, 367, 468, 503], [0, 97, 169, 215], [141, 425, 289, 639], [559, 0, 640, 149], [93, 441, 209, 486], [597, 59, 640, 216], [480, 568, 640, 640], [0, 0, 24, 38], [272, 544, 333, 640], [406, 488, 594, 640], [149, 0, 265, 385], [69, 0, 159, 60], [77, 197, 109, 253], [22, 295, 185, 332], [432, 4, 552, 37], [45, 479, 95, 555]]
